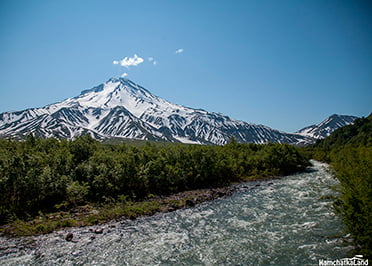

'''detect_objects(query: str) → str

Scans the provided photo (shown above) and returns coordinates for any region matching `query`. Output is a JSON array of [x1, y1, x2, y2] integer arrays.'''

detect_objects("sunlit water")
[[0, 161, 353, 265]]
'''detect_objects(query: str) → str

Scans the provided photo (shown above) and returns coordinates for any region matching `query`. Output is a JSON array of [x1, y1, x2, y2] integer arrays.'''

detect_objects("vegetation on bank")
[[0, 135, 310, 235], [307, 114, 372, 257]]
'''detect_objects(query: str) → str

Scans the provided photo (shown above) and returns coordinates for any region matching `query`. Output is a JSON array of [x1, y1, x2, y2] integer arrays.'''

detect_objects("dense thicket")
[[0, 135, 309, 223], [309, 113, 372, 257]]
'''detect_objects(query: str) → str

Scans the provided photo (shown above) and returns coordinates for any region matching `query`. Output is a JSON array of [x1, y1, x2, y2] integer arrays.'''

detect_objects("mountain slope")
[[296, 114, 357, 139], [0, 78, 338, 145], [312, 113, 372, 149]]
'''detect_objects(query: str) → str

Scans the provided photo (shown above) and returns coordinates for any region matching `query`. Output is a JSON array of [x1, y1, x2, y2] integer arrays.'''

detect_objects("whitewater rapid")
[[0, 161, 352, 265]]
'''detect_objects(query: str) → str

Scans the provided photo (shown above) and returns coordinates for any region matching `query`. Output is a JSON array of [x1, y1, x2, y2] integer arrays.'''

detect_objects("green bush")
[[0, 135, 310, 223], [331, 146, 372, 257], [66, 181, 90, 206]]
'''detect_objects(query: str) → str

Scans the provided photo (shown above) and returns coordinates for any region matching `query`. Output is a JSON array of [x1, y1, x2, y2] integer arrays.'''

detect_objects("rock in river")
[[65, 232, 73, 241]]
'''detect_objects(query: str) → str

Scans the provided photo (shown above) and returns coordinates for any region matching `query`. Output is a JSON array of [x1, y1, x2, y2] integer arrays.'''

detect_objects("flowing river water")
[[0, 161, 353, 265]]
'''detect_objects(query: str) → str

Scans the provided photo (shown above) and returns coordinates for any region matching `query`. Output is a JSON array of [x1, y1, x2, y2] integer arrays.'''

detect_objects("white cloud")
[[148, 57, 154, 61], [153, 61, 157, 65], [175, 48, 184, 54], [121, 72, 128, 77], [113, 54, 144, 68]]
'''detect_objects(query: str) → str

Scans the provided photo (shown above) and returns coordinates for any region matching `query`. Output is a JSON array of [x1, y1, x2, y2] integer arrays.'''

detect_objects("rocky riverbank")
[[0, 181, 243, 239], [0, 167, 292, 240], [0, 182, 247, 261]]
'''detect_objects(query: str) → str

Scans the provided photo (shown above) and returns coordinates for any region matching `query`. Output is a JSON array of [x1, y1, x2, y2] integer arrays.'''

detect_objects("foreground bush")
[[331, 146, 372, 257]]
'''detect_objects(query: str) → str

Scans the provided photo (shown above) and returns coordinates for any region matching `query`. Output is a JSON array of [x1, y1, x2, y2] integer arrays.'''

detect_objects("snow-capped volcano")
[[0, 78, 343, 145]]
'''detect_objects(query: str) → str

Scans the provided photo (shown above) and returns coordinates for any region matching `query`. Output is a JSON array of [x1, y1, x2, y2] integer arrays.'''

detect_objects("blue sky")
[[0, 0, 371, 132]]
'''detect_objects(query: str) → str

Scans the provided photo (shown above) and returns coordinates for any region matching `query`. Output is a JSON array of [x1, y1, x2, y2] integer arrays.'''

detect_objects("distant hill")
[[297, 114, 357, 139], [312, 112, 372, 149]]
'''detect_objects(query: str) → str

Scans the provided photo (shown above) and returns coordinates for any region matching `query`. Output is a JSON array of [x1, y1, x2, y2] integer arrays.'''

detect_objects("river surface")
[[0, 161, 353, 265]]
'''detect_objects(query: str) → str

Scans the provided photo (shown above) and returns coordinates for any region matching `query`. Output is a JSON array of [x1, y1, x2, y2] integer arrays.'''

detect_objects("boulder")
[[94, 228, 104, 234], [65, 232, 73, 241], [185, 199, 195, 207]]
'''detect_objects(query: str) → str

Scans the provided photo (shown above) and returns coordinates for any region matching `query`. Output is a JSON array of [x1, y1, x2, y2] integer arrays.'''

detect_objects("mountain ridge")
[[0, 78, 357, 145]]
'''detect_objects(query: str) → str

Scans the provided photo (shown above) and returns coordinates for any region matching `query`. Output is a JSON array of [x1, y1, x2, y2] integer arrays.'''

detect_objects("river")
[[0, 160, 353, 265]]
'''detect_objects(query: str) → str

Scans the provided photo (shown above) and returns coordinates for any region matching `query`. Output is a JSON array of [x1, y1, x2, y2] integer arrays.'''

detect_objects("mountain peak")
[[72, 78, 161, 118], [108, 77, 129, 82], [80, 77, 143, 95], [297, 114, 357, 139]]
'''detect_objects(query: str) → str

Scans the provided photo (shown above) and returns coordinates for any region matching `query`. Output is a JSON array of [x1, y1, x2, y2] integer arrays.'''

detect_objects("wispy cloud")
[[121, 72, 128, 77], [175, 48, 184, 54], [113, 54, 144, 68], [148, 57, 157, 65]]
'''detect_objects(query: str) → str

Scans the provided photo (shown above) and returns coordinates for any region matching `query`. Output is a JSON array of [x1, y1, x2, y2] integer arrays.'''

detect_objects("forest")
[[308, 114, 372, 257], [0, 135, 310, 228]]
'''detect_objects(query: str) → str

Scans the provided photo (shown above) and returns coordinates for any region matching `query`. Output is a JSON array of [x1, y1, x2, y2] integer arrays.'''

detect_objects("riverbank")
[[0, 161, 352, 265], [0, 173, 283, 238]]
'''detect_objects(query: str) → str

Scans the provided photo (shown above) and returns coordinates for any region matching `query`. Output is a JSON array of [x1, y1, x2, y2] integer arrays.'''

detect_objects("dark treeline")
[[308, 114, 372, 257], [0, 135, 310, 223]]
